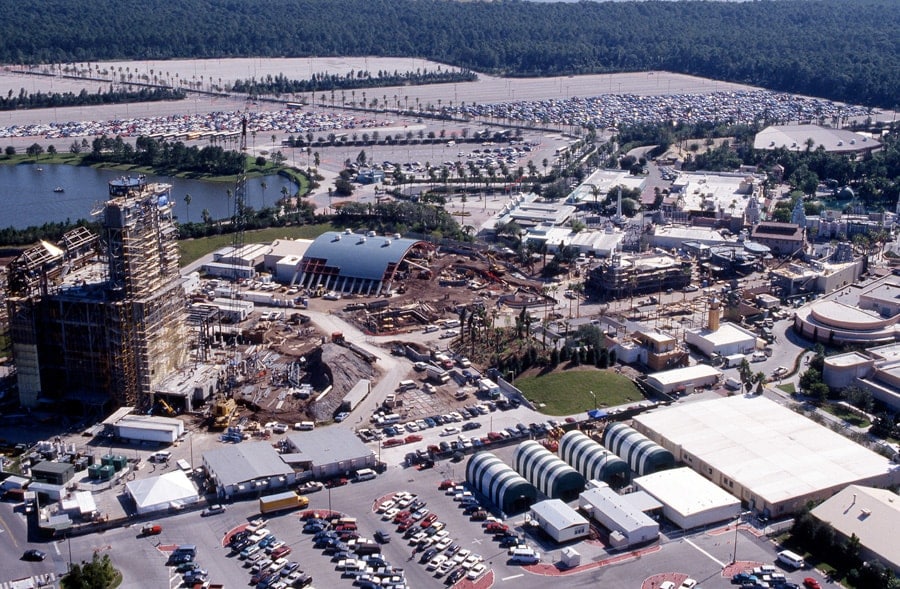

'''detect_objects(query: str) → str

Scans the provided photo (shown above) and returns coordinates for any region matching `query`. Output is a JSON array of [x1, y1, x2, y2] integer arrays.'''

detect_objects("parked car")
[[201, 504, 226, 517]]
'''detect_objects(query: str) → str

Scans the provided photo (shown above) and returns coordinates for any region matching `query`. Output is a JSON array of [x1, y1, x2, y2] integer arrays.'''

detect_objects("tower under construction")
[[5, 176, 189, 412]]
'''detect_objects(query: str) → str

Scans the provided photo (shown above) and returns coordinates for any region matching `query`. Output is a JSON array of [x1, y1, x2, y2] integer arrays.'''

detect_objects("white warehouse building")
[[634, 467, 741, 530], [529, 499, 591, 543], [644, 364, 722, 395], [579, 482, 659, 549]]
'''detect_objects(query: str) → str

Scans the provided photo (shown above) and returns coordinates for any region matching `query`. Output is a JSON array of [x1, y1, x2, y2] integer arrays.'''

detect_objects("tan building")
[[750, 222, 805, 256]]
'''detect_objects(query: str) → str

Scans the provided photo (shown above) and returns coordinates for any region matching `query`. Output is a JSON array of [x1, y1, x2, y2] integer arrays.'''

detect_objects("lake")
[[0, 163, 297, 229]]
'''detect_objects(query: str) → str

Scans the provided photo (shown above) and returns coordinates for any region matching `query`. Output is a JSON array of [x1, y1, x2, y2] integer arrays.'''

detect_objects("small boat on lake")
[[53, 186, 64, 193]]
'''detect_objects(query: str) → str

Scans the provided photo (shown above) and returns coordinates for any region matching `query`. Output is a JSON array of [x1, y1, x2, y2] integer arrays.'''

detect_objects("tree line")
[[85, 135, 247, 176], [0, 85, 185, 111], [0, 0, 897, 108], [231, 68, 476, 97]]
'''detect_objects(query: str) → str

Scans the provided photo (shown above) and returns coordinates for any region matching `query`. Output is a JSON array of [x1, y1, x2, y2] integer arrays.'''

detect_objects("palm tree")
[[183, 193, 192, 223], [260, 181, 267, 209]]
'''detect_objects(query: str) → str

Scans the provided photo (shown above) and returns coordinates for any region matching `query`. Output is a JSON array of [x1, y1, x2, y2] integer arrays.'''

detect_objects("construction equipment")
[[210, 394, 238, 430], [157, 398, 176, 417]]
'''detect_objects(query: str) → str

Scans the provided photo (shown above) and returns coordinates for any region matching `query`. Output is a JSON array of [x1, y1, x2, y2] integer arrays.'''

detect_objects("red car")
[[325, 477, 348, 488], [382, 438, 404, 448], [420, 513, 439, 528], [271, 545, 292, 559], [485, 522, 509, 534], [803, 579, 821, 589], [487, 431, 504, 441], [404, 434, 423, 444], [438, 480, 456, 491], [397, 520, 415, 532], [393, 510, 411, 523]]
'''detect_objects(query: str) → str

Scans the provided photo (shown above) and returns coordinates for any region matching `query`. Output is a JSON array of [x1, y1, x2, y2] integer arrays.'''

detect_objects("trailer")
[[259, 491, 308, 514], [426, 365, 450, 384]]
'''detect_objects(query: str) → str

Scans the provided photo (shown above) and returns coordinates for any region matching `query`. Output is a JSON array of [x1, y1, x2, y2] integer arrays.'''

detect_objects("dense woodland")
[[0, 86, 184, 111], [231, 69, 477, 97], [0, 0, 897, 108]]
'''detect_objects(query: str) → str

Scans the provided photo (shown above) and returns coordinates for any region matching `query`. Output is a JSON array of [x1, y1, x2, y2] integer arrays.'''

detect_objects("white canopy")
[[126, 470, 199, 515]]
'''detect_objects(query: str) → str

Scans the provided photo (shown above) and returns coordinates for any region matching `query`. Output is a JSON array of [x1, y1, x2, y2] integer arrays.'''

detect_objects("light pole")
[[588, 390, 597, 410]]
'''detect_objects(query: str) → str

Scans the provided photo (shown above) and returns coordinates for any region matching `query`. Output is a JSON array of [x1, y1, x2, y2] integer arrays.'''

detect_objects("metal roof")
[[203, 442, 293, 488], [301, 231, 426, 282], [285, 428, 374, 466], [530, 499, 589, 531]]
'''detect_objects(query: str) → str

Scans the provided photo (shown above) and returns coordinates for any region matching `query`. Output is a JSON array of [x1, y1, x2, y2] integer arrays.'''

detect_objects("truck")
[[259, 491, 308, 514], [426, 365, 450, 384], [724, 354, 747, 368], [477, 378, 501, 399]]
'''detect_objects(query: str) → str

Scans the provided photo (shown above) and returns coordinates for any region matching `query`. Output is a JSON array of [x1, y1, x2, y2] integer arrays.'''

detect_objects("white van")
[[378, 413, 401, 425], [508, 547, 540, 564], [776, 549, 805, 569], [397, 380, 417, 391], [354, 468, 376, 482], [293, 421, 315, 431]]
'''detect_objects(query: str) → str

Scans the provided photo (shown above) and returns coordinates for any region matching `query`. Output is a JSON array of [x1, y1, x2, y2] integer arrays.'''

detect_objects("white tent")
[[126, 471, 199, 515]]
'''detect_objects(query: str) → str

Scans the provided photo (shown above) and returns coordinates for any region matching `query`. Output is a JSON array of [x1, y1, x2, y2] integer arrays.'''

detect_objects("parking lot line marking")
[[685, 538, 726, 568], [502, 573, 524, 581]]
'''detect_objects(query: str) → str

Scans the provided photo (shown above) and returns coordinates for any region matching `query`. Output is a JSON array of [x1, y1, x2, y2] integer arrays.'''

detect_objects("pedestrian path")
[[0, 572, 58, 589]]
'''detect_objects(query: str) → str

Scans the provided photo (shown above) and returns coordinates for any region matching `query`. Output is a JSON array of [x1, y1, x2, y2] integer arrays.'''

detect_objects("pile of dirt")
[[308, 343, 378, 422]]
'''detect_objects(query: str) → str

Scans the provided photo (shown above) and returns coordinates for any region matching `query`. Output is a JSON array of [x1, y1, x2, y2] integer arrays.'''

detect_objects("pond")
[[0, 163, 296, 229]]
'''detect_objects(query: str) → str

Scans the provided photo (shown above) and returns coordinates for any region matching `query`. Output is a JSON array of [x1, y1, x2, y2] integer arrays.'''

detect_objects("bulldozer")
[[210, 395, 238, 430]]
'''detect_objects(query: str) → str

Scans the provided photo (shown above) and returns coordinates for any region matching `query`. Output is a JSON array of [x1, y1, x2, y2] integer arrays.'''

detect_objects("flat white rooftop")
[[686, 322, 757, 347], [635, 467, 740, 517], [646, 364, 722, 387], [825, 352, 872, 367], [634, 396, 899, 509]]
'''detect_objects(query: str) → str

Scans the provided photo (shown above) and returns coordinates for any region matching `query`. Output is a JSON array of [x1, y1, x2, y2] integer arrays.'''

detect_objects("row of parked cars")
[[440, 480, 538, 565], [304, 510, 407, 589], [731, 564, 809, 589], [166, 545, 212, 587], [232, 521, 311, 589]]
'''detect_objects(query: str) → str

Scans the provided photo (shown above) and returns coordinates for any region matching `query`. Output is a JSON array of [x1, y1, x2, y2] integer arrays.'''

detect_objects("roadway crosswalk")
[[0, 572, 58, 589]]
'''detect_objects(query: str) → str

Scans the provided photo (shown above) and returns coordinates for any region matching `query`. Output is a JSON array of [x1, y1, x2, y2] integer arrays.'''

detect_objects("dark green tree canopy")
[[0, 0, 898, 108]]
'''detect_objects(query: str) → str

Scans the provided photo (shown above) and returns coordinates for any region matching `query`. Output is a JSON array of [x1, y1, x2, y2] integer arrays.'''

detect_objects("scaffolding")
[[4, 176, 190, 410]]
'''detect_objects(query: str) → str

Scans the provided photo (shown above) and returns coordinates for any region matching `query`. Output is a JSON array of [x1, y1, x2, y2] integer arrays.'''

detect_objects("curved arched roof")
[[301, 230, 427, 282]]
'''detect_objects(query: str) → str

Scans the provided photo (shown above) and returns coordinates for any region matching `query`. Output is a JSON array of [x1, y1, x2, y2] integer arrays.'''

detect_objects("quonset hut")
[[559, 431, 630, 488], [295, 229, 432, 296], [466, 452, 537, 515], [514, 441, 586, 502], [603, 422, 674, 477]]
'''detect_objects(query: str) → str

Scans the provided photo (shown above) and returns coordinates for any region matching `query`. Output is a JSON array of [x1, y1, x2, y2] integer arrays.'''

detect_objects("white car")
[[679, 580, 698, 589], [377, 500, 396, 513], [436, 558, 456, 577], [461, 554, 482, 569], [427, 555, 448, 571], [382, 508, 399, 521], [452, 549, 471, 565], [323, 291, 341, 300], [434, 537, 453, 551], [440, 426, 460, 437], [467, 563, 487, 580]]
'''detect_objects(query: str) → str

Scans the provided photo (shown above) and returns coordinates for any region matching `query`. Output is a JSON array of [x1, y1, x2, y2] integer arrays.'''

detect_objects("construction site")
[[5, 176, 190, 415]]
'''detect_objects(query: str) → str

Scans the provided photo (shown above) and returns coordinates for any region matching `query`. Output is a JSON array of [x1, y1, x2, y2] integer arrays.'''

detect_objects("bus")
[[259, 491, 309, 514]]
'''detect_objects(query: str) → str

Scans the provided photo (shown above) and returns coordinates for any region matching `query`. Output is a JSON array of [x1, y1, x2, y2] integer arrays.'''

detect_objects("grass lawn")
[[821, 403, 871, 428], [178, 223, 333, 266], [777, 383, 796, 394], [514, 368, 642, 416]]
